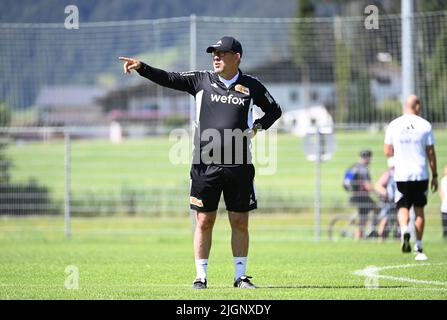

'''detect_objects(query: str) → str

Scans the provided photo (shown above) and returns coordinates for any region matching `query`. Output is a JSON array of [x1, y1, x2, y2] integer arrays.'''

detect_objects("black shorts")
[[395, 180, 428, 209], [349, 195, 377, 215], [190, 164, 257, 212]]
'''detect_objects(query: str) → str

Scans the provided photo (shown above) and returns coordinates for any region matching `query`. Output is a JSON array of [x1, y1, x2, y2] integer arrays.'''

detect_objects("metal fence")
[[1, 13, 446, 239], [1, 126, 445, 240], [1, 12, 447, 125]]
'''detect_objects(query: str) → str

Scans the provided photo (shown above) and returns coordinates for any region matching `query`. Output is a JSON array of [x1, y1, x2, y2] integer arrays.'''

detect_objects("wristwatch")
[[253, 123, 263, 131]]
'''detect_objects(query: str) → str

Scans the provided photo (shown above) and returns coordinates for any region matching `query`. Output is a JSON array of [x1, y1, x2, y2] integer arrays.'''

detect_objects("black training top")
[[137, 63, 282, 166]]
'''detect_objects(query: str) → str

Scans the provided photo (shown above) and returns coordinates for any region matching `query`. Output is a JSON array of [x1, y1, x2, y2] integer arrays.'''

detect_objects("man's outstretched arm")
[[118, 57, 202, 95]]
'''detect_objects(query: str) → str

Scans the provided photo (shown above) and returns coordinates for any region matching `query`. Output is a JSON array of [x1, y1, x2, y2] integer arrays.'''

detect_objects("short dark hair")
[[359, 149, 372, 158]]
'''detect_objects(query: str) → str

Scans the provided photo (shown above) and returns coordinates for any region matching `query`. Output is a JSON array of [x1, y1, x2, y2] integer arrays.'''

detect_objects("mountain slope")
[[0, 0, 298, 23]]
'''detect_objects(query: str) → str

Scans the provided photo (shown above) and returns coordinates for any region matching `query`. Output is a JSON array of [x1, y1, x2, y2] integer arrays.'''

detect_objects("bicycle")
[[328, 208, 379, 241]]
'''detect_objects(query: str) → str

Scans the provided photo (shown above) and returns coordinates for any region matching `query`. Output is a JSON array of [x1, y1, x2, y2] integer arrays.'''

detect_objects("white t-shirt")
[[384, 114, 435, 182], [441, 176, 447, 212]]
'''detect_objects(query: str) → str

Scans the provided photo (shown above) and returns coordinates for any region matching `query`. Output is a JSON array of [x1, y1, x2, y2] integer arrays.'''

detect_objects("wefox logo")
[[211, 94, 245, 106]]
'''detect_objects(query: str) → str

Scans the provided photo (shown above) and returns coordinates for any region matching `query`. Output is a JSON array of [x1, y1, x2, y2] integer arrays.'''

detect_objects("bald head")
[[404, 94, 421, 115]]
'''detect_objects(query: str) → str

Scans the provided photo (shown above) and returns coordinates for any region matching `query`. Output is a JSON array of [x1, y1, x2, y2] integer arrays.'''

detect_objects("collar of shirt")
[[218, 71, 240, 88]]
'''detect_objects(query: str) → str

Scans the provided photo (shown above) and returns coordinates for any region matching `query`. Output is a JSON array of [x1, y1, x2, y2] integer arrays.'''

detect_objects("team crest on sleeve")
[[235, 84, 250, 95]]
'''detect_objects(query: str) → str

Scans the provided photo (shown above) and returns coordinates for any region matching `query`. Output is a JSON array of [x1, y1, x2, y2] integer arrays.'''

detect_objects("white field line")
[[353, 263, 447, 287]]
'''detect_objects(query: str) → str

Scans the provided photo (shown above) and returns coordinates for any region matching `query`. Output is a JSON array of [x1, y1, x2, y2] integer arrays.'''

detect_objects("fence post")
[[189, 14, 197, 232], [189, 14, 197, 127], [64, 130, 71, 240], [401, 0, 415, 106], [315, 128, 322, 242]]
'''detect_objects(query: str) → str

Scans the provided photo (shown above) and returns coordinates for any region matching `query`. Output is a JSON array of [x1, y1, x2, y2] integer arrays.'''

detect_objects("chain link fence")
[[1, 13, 446, 238]]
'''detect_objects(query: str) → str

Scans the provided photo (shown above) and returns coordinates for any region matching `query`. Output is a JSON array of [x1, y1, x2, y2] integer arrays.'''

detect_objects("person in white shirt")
[[384, 94, 438, 261], [440, 164, 447, 239], [375, 157, 398, 242]]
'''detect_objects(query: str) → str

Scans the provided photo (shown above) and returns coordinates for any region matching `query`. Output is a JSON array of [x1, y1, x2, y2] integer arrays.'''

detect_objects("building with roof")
[[35, 86, 107, 126]]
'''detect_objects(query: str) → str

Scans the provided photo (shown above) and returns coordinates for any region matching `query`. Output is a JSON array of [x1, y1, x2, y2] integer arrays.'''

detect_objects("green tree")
[[425, 27, 447, 123], [417, 0, 447, 12], [349, 71, 374, 123], [291, 0, 316, 66], [0, 103, 11, 127], [0, 102, 11, 184], [334, 39, 352, 123], [376, 99, 402, 122]]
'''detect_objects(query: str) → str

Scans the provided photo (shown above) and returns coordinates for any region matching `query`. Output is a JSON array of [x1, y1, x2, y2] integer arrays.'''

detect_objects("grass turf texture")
[[2, 129, 446, 299], [0, 214, 446, 299]]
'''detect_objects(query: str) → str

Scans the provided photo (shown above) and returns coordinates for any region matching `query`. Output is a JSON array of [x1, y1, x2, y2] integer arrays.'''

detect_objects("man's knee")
[[228, 212, 249, 231], [196, 212, 216, 231], [414, 207, 425, 217]]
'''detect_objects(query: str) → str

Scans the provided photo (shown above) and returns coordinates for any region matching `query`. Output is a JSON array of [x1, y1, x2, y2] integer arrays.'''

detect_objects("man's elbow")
[[384, 145, 393, 157], [426, 145, 436, 158], [274, 105, 282, 120]]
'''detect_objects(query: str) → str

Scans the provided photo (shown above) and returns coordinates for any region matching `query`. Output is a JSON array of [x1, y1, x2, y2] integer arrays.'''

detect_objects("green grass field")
[[1, 129, 446, 299], [0, 214, 446, 300]]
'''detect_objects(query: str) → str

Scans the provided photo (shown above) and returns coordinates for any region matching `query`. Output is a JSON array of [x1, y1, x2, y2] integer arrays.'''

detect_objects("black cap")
[[359, 149, 372, 158], [206, 36, 243, 57]]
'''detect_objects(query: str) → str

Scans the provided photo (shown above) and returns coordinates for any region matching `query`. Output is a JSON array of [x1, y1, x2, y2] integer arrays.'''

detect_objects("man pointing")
[[120, 36, 281, 288]]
